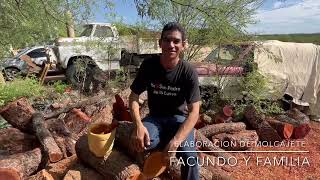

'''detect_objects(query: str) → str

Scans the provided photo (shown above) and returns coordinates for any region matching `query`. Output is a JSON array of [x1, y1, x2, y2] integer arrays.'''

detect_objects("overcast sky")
[[95, 0, 320, 34]]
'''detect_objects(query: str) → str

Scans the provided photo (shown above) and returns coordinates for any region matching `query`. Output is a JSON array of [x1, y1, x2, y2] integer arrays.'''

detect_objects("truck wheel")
[[66, 63, 84, 87], [3, 67, 21, 81]]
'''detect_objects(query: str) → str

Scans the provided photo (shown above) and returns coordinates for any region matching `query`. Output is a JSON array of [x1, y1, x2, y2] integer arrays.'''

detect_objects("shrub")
[[0, 77, 45, 107], [52, 80, 69, 94]]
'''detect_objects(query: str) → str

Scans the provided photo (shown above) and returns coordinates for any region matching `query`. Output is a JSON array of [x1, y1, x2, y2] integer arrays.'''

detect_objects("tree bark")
[[32, 113, 63, 163], [75, 135, 141, 180], [266, 118, 294, 139], [195, 131, 235, 164], [44, 94, 105, 119], [0, 128, 39, 155], [0, 148, 42, 180], [212, 130, 259, 151], [0, 98, 35, 132], [286, 108, 310, 124], [245, 106, 282, 142], [114, 121, 136, 158], [199, 122, 246, 138], [275, 114, 311, 139]]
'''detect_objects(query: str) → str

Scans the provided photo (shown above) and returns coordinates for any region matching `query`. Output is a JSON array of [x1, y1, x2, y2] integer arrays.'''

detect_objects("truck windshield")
[[14, 48, 30, 58], [80, 25, 93, 37]]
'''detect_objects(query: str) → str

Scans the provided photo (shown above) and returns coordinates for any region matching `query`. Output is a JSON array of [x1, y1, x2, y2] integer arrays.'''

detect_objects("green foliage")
[[258, 33, 320, 45], [232, 69, 284, 118], [0, 78, 45, 107], [134, 0, 262, 61], [52, 81, 69, 94], [0, 0, 115, 57]]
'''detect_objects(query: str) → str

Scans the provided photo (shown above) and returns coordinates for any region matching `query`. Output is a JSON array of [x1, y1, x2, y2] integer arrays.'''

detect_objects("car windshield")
[[14, 48, 30, 58], [80, 25, 93, 37]]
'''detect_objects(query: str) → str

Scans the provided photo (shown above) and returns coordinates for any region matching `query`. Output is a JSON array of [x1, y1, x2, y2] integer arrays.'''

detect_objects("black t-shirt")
[[130, 56, 200, 116]]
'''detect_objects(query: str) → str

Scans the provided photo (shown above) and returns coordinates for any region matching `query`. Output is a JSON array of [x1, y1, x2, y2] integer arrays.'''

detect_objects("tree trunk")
[[114, 121, 136, 158], [75, 135, 141, 180], [32, 113, 63, 163], [0, 98, 35, 132], [256, 121, 282, 142], [199, 122, 246, 138], [266, 118, 294, 139], [286, 108, 310, 124], [195, 131, 235, 164], [0, 128, 39, 155], [0, 148, 42, 180], [245, 106, 282, 142], [65, 10, 75, 38], [44, 94, 105, 119], [275, 115, 311, 139], [211, 130, 259, 151]]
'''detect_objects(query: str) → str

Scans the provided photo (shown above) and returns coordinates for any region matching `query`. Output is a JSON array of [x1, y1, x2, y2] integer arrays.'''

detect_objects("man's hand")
[[131, 123, 150, 152], [163, 137, 181, 165]]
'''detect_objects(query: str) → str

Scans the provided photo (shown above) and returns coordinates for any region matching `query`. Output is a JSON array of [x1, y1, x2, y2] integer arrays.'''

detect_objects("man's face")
[[159, 30, 186, 60]]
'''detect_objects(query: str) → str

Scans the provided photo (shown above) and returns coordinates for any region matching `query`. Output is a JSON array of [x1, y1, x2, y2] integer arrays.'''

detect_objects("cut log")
[[44, 93, 105, 119], [275, 115, 311, 139], [286, 108, 310, 124], [244, 106, 264, 129], [27, 169, 54, 180], [256, 121, 282, 142], [45, 155, 77, 180], [275, 114, 302, 126], [75, 135, 141, 180], [0, 128, 39, 155], [245, 106, 282, 142], [168, 157, 232, 180], [62, 162, 104, 180], [195, 131, 235, 164], [211, 130, 259, 151], [114, 121, 136, 158], [199, 122, 246, 138], [32, 113, 63, 163], [0, 98, 35, 132], [198, 153, 233, 180], [266, 118, 294, 139], [0, 148, 42, 180], [293, 124, 311, 139], [64, 109, 91, 134]]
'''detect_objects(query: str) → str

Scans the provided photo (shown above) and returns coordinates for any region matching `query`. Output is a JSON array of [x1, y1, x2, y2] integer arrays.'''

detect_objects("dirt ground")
[[228, 121, 320, 180]]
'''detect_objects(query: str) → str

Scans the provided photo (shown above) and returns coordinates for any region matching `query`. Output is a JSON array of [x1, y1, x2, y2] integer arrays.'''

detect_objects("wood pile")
[[0, 93, 312, 180]]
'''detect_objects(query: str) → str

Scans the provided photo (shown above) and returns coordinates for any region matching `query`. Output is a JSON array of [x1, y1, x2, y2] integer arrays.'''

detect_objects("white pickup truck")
[[53, 22, 161, 85]]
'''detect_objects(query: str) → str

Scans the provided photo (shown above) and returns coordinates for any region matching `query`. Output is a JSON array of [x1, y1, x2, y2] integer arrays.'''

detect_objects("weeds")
[[0, 77, 45, 107]]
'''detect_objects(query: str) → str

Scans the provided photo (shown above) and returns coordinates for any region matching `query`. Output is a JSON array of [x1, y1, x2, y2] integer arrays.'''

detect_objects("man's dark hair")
[[161, 22, 186, 41]]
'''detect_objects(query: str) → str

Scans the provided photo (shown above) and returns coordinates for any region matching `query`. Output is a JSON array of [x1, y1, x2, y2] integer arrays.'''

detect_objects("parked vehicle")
[[54, 22, 161, 85], [1, 22, 161, 84], [0, 46, 54, 81]]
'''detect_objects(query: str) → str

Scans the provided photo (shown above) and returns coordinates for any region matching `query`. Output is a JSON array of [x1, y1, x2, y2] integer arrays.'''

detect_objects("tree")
[[134, 0, 263, 61], [0, 0, 114, 57]]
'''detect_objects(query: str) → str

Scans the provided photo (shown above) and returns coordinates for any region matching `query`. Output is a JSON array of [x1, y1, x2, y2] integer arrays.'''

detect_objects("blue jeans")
[[143, 115, 199, 180]]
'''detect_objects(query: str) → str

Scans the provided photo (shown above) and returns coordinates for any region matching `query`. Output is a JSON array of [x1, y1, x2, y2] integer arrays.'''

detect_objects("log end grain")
[[0, 168, 21, 180]]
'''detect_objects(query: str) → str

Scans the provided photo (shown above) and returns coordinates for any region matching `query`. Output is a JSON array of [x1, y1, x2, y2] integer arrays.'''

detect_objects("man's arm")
[[129, 92, 143, 126], [129, 91, 150, 152], [173, 101, 200, 145]]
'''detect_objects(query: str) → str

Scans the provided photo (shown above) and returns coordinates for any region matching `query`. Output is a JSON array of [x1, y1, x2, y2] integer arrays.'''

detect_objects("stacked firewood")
[[0, 93, 312, 180], [0, 94, 111, 180], [244, 106, 311, 141]]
